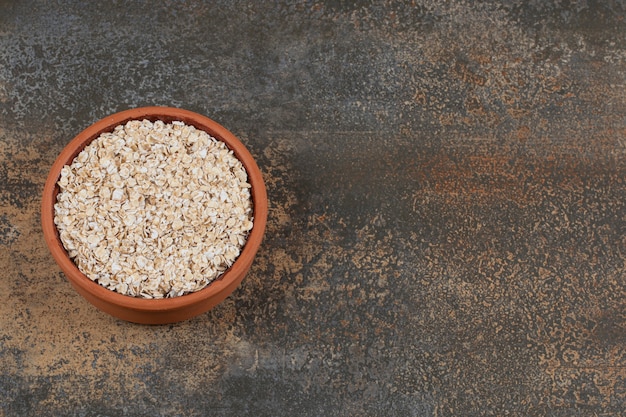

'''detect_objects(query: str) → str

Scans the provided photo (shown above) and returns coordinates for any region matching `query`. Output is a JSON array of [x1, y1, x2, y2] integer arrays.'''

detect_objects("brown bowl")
[[41, 107, 268, 324]]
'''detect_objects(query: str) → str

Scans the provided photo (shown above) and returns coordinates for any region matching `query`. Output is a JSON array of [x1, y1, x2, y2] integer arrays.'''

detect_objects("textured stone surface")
[[1, 1, 625, 416]]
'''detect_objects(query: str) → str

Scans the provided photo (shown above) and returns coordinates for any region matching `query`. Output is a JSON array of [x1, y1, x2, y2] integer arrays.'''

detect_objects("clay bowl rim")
[[41, 106, 268, 312]]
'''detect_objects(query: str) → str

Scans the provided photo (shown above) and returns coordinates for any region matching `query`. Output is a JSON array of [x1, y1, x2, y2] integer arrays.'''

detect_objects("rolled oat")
[[54, 119, 254, 299]]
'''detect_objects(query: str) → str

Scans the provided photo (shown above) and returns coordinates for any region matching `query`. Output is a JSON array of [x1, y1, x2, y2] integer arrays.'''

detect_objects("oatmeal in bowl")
[[42, 107, 268, 324]]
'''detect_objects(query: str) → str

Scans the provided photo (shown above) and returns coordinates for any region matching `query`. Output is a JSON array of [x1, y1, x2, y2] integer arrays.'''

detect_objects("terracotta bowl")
[[41, 107, 268, 324]]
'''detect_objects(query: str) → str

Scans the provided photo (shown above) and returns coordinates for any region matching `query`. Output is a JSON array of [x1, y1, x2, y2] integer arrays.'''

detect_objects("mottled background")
[[1, 1, 626, 416]]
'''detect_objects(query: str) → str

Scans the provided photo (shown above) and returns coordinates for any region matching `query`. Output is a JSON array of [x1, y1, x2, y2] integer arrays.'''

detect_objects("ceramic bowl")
[[41, 107, 267, 324]]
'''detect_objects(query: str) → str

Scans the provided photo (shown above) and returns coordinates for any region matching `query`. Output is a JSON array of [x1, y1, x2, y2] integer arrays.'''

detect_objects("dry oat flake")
[[54, 119, 254, 299]]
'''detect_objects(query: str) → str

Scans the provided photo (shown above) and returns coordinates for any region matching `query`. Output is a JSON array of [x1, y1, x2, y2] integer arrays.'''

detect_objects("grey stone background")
[[1, 1, 625, 416]]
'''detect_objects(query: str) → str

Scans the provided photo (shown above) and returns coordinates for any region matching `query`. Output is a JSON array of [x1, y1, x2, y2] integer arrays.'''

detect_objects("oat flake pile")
[[54, 119, 254, 299]]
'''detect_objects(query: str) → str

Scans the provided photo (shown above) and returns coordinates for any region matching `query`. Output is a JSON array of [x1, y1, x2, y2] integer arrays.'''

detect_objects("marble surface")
[[1, 1, 625, 416]]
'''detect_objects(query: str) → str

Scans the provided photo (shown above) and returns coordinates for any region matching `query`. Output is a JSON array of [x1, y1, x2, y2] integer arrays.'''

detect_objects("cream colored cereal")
[[54, 119, 254, 299]]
